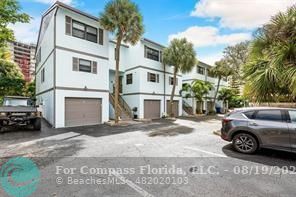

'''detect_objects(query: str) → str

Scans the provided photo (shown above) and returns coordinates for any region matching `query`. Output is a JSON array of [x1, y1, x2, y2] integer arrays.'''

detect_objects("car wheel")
[[232, 133, 258, 154], [32, 118, 41, 131]]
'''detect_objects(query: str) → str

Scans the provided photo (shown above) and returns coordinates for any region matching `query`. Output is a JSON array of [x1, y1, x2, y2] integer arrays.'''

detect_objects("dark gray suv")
[[221, 107, 296, 154]]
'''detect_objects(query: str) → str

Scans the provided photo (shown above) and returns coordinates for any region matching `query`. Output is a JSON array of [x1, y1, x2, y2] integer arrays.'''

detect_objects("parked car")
[[0, 96, 41, 132], [221, 107, 296, 154]]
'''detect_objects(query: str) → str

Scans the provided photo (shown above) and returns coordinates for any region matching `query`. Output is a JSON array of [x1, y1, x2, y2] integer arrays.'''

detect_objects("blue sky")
[[13, 0, 295, 65]]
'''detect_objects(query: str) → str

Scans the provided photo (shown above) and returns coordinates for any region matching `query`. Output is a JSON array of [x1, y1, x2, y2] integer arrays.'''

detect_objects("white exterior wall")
[[37, 90, 54, 125], [55, 9, 109, 59], [36, 8, 56, 125], [55, 49, 109, 90]]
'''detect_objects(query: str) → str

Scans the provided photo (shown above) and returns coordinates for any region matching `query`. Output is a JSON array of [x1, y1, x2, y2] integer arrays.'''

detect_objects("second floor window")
[[126, 73, 133, 84], [197, 66, 205, 75], [147, 72, 159, 83], [41, 68, 45, 83], [72, 57, 97, 74], [145, 46, 161, 62], [79, 59, 92, 73], [169, 77, 178, 85]]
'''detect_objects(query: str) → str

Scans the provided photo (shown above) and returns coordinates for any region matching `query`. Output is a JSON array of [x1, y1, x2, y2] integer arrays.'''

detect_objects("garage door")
[[65, 98, 102, 127], [167, 100, 179, 117], [144, 100, 161, 119]]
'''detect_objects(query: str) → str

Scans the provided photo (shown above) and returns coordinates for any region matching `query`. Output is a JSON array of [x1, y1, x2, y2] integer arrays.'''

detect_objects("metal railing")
[[109, 93, 133, 118], [182, 100, 193, 115]]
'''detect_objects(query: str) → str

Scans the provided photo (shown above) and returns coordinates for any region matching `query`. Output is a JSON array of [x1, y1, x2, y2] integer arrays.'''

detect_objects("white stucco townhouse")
[[182, 61, 228, 114], [36, 2, 227, 128], [35, 2, 110, 128]]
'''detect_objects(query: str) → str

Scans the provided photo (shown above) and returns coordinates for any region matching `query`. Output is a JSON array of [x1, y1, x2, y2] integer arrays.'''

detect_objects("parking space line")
[[111, 171, 154, 197], [184, 146, 227, 157]]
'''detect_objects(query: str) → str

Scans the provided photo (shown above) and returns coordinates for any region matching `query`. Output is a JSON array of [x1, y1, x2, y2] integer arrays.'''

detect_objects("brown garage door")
[[65, 98, 102, 127], [144, 100, 161, 119], [167, 100, 179, 117]]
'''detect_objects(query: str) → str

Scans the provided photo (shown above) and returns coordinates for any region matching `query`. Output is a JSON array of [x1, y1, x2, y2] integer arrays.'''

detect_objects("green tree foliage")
[[99, 0, 144, 123], [223, 41, 249, 95], [24, 80, 35, 99], [243, 5, 296, 102], [209, 59, 233, 112], [191, 80, 213, 114], [0, 0, 30, 46], [0, 59, 25, 97], [163, 38, 196, 117]]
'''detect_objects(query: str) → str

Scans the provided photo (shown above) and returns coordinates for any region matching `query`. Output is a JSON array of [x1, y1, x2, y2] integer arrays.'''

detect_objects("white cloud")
[[191, 0, 295, 29], [9, 17, 41, 44], [168, 26, 251, 48], [33, 0, 73, 5], [199, 52, 223, 65]]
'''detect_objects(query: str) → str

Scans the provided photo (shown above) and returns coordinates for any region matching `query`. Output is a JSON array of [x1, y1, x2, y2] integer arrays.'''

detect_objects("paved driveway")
[[0, 117, 296, 196]]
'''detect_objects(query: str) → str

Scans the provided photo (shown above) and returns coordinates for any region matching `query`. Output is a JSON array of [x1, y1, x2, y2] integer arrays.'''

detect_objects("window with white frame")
[[145, 46, 161, 62], [147, 72, 159, 83], [126, 73, 133, 84], [169, 76, 178, 85]]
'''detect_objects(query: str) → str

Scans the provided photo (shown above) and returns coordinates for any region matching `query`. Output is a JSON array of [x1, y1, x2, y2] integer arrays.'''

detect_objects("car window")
[[288, 111, 296, 124], [255, 110, 283, 122], [243, 111, 255, 119]]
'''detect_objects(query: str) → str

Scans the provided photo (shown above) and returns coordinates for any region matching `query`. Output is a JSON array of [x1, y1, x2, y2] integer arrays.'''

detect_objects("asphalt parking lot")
[[1, 116, 296, 196]]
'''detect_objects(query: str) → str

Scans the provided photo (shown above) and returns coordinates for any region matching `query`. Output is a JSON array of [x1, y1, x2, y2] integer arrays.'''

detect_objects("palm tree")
[[163, 38, 196, 117], [209, 59, 233, 113], [217, 88, 235, 113], [243, 5, 296, 102], [99, 0, 144, 123], [191, 79, 213, 114]]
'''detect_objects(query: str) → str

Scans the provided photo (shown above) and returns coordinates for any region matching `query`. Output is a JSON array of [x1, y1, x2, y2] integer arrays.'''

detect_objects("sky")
[[12, 0, 296, 65]]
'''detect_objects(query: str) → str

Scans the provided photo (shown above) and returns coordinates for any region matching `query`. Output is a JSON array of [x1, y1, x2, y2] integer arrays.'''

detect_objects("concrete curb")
[[213, 130, 221, 136]]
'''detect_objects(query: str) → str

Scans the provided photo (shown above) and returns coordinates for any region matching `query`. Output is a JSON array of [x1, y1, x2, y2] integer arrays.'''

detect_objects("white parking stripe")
[[184, 146, 227, 157], [111, 171, 154, 197]]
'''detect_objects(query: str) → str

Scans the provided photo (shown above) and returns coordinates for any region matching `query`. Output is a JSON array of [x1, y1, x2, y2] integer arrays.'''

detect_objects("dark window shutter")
[[157, 74, 159, 83], [72, 57, 79, 71], [98, 28, 104, 45], [147, 72, 150, 81], [144, 46, 147, 58], [65, 16, 72, 35], [92, 61, 97, 74], [175, 78, 178, 85]]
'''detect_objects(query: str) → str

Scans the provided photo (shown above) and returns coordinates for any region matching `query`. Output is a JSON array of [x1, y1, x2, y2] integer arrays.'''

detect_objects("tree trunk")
[[213, 77, 221, 113], [169, 69, 178, 117], [114, 36, 122, 124]]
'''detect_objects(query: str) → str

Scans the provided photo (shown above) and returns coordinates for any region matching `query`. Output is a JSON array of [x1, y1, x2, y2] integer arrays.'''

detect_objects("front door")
[[287, 110, 296, 151], [250, 110, 290, 150]]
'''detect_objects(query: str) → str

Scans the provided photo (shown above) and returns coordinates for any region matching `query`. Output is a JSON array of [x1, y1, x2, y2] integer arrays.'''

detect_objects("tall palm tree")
[[243, 5, 296, 102], [209, 59, 233, 112], [99, 0, 144, 123], [163, 38, 196, 117]]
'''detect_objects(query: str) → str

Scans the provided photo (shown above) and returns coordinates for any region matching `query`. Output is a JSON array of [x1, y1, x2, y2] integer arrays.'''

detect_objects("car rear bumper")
[[220, 128, 231, 141]]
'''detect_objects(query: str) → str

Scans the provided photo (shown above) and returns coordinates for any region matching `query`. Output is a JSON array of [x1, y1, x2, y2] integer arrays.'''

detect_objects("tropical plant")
[[99, 0, 144, 123], [180, 83, 192, 99], [243, 5, 296, 102], [209, 59, 233, 113], [217, 88, 235, 112], [163, 38, 196, 117], [0, 59, 24, 98], [191, 79, 213, 114], [223, 41, 249, 95], [0, 0, 30, 46]]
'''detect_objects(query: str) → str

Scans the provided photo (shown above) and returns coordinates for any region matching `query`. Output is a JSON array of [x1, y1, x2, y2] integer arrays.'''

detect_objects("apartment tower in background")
[[8, 41, 36, 82]]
